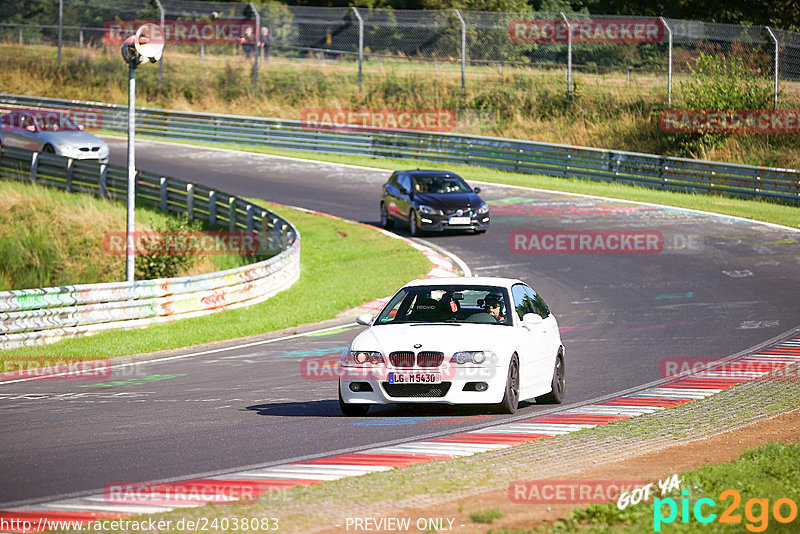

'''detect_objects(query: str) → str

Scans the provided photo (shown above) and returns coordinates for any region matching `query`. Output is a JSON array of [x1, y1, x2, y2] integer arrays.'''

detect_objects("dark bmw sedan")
[[380, 170, 490, 236]]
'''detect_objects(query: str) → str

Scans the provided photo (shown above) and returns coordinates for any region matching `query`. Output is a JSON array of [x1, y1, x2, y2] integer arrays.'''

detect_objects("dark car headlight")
[[477, 203, 489, 215], [418, 205, 442, 216]]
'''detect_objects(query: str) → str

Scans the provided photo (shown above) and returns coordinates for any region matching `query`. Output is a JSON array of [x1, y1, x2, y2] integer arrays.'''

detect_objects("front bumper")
[[417, 213, 490, 232], [339, 364, 507, 405]]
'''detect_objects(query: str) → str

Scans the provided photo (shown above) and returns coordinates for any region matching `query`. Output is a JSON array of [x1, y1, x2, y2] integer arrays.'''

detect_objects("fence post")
[[57, 0, 63, 67], [79, 29, 84, 48], [65, 158, 73, 192], [19, 26, 22, 46], [160, 177, 168, 211], [209, 190, 216, 224], [186, 183, 194, 220], [455, 9, 466, 92], [99, 164, 107, 197], [30, 152, 39, 183], [351, 7, 364, 89], [154, 0, 164, 86], [251, 2, 260, 92], [660, 17, 673, 106], [766, 27, 779, 108], [561, 12, 572, 100]]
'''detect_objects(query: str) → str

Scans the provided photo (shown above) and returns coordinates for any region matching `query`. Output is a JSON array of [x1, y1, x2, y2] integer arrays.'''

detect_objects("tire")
[[409, 209, 420, 237], [339, 385, 370, 416], [380, 202, 393, 229], [536, 351, 565, 404], [42, 144, 55, 153], [494, 355, 520, 414]]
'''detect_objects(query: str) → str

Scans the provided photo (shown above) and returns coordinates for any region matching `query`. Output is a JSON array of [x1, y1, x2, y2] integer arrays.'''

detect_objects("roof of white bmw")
[[404, 276, 523, 288]]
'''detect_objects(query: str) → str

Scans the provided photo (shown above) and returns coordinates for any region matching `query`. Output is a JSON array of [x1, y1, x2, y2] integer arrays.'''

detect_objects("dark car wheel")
[[380, 202, 393, 229], [494, 355, 520, 414], [42, 144, 56, 153], [339, 386, 370, 416], [409, 209, 421, 237], [536, 351, 565, 404]]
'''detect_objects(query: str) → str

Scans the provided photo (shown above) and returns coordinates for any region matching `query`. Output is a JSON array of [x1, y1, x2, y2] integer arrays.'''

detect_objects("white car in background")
[[0, 109, 109, 163], [339, 277, 564, 416]]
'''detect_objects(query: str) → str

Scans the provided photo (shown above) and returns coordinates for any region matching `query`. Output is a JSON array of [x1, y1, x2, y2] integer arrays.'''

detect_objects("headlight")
[[477, 203, 489, 215], [342, 350, 384, 367], [418, 205, 441, 216], [452, 350, 493, 364]]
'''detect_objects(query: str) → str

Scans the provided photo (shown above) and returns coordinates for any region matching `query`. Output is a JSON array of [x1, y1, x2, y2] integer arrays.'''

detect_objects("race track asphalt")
[[1, 139, 797, 505]]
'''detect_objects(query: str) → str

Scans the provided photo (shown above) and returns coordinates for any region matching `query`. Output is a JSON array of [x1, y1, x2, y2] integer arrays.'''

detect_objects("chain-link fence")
[[2, 0, 800, 106]]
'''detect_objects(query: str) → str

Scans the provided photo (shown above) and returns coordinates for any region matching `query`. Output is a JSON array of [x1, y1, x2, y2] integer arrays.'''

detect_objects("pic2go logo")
[[654, 489, 799, 532]]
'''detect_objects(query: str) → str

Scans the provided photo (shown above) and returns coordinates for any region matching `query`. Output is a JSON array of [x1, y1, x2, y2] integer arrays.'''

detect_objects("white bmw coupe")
[[339, 277, 564, 416]]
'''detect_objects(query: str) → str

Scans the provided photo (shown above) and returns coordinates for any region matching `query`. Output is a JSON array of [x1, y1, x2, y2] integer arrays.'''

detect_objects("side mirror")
[[523, 313, 543, 328], [474, 187, 481, 193], [356, 313, 374, 326]]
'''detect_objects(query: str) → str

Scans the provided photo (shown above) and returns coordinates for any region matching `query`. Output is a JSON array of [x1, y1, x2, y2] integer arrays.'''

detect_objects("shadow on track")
[[246, 400, 532, 418]]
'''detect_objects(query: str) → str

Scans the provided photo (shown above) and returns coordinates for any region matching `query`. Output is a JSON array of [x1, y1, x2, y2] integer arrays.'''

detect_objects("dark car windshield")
[[32, 112, 81, 132], [412, 175, 471, 194], [375, 285, 512, 326]]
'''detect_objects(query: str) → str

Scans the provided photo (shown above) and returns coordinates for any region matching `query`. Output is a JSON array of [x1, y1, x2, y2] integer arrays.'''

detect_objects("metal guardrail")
[[0, 145, 300, 350], [1, 93, 798, 203]]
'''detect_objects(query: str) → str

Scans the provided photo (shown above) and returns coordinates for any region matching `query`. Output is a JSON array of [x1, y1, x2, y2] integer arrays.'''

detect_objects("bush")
[[134, 214, 203, 280], [667, 53, 774, 156]]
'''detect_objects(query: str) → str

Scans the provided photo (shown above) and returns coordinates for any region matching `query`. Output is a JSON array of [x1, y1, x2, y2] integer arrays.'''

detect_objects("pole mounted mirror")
[[121, 23, 165, 66]]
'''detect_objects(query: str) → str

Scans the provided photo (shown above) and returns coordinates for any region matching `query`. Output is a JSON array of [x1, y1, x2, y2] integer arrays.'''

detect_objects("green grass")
[[470, 508, 505, 524], [0, 179, 238, 291], [0, 201, 430, 360], [543, 441, 800, 533], [105, 134, 800, 230]]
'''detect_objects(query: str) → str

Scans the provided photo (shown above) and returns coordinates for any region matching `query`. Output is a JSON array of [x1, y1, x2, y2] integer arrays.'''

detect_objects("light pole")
[[121, 24, 164, 282]]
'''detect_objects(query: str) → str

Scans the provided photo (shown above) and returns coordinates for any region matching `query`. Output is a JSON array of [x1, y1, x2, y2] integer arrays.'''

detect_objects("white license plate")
[[388, 372, 442, 384], [448, 216, 471, 225]]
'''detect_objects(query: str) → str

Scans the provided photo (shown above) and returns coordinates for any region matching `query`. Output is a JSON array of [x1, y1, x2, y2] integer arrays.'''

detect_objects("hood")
[[38, 131, 105, 147], [414, 192, 483, 210], [351, 323, 509, 362]]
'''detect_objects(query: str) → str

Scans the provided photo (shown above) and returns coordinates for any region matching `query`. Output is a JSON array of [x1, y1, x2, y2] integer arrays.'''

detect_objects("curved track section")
[[1, 139, 798, 506]]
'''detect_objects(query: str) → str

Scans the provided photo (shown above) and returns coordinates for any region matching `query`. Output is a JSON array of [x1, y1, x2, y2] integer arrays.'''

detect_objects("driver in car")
[[484, 293, 506, 323]]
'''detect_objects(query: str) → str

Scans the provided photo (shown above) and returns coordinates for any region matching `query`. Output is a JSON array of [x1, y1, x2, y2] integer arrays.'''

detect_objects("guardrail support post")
[[352, 7, 364, 89], [661, 17, 673, 106], [209, 190, 217, 224], [246, 204, 254, 233], [228, 198, 237, 231], [561, 12, 572, 100], [30, 152, 39, 183], [99, 164, 107, 197], [160, 177, 168, 211], [186, 183, 194, 220], [66, 158, 74, 192], [766, 27, 779, 108], [455, 9, 466, 92], [19, 26, 23, 46]]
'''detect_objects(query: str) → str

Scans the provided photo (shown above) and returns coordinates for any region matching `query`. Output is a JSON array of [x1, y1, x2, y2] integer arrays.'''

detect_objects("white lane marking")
[[562, 405, 665, 416], [224, 471, 343, 481], [289, 463, 393, 473], [635, 387, 722, 398], [0, 323, 355, 386], [41, 500, 176, 514]]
